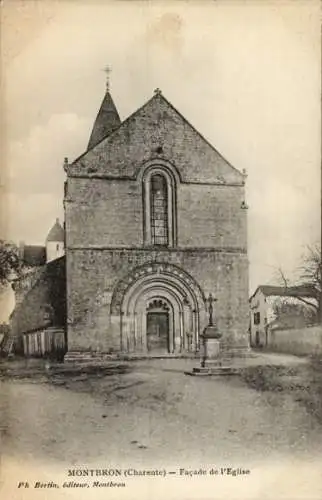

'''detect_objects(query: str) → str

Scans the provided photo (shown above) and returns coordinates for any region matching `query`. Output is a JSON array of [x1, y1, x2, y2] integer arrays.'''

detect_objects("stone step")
[[64, 352, 117, 363], [64, 351, 199, 363], [185, 366, 240, 376]]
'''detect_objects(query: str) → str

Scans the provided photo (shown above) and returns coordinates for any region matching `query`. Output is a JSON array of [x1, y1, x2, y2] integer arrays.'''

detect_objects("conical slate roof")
[[87, 90, 121, 150], [46, 219, 64, 242]]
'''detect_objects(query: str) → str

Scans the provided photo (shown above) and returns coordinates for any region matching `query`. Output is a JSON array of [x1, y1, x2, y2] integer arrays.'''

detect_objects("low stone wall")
[[269, 325, 322, 356]]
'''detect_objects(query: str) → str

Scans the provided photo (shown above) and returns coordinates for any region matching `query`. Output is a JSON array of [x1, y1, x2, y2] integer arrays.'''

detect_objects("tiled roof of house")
[[87, 90, 121, 150], [252, 284, 318, 300]]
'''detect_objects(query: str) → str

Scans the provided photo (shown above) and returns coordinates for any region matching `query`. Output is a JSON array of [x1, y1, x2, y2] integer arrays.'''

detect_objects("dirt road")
[[1, 358, 322, 499]]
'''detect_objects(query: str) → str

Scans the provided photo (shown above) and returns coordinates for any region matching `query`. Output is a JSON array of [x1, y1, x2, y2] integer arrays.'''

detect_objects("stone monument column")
[[186, 293, 237, 376], [200, 294, 222, 366]]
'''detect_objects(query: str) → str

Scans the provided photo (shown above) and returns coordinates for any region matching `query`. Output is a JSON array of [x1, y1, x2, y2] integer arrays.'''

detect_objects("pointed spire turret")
[[87, 69, 121, 150]]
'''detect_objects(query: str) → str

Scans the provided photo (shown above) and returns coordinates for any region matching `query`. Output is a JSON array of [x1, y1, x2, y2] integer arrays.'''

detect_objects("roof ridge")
[[250, 283, 318, 301]]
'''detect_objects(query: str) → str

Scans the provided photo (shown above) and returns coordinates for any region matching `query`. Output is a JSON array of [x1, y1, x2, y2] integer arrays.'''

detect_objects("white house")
[[249, 285, 318, 347]]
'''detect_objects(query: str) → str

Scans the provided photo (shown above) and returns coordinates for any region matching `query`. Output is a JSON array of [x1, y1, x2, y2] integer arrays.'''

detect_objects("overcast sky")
[[1, 0, 321, 319]]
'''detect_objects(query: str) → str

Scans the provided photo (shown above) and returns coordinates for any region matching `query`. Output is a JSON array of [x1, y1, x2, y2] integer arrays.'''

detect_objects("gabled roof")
[[69, 90, 244, 184], [87, 90, 121, 150], [250, 285, 318, 301], [46, 219, 64, 242]]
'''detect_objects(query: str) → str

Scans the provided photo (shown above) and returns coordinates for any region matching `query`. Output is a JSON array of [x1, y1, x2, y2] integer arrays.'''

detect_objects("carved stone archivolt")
[[108, 262, 207, 354], [110, 262, 206, 315]]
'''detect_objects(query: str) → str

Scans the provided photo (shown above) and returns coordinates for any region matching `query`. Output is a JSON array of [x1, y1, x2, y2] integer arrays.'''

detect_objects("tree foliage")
[[0, 240, 23, 286]]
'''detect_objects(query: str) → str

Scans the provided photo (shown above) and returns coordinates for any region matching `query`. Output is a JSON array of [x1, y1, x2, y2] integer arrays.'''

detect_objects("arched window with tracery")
[[142, 165, 177, 247]]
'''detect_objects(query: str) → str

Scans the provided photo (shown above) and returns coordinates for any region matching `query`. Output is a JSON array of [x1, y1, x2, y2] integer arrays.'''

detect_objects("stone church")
[[63, 84, 249, 359]]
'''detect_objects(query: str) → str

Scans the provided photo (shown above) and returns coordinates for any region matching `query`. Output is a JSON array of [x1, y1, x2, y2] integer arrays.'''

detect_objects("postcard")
[[1, 1, 321, 499]]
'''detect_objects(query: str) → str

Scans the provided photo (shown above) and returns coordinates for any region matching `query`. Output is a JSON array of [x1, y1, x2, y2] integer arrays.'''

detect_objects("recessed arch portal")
[[111, 262, 207, 354]]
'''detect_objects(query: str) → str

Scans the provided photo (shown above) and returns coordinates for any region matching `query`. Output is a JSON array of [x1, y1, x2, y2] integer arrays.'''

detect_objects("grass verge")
[[240, 357, 322, 423]]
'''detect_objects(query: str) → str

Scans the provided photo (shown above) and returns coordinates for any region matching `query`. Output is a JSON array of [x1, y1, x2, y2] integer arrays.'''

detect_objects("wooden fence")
[[23, 327, 66, 360]]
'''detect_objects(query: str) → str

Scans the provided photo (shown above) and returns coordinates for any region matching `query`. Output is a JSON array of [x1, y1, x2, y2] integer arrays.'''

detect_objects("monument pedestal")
[[186, 324, 238, 376]]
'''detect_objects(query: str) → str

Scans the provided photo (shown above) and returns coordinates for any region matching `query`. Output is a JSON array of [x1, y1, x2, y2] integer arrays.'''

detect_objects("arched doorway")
[[110, 262, 207, 355], [146, 298, 171, 353]]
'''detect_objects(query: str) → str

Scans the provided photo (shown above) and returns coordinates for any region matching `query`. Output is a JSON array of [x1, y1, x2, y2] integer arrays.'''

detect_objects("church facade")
[[64, 87, 249, 358]]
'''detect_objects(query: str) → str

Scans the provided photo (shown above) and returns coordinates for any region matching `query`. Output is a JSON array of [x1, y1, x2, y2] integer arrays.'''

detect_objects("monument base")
[[187, 366, 239, 376], [185, 330, 239, 376], [186, 356, 239, 376], [201, 337, 221, 360]]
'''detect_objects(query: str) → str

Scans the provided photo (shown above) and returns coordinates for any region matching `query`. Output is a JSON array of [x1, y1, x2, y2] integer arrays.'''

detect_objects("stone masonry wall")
[[269, 325, 322, 356], [65, 178, 246, 249], [66, 249, 248, 352]]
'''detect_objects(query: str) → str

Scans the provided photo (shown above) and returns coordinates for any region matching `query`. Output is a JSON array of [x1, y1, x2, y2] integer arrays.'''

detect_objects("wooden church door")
[[146, 312, 169, 353]]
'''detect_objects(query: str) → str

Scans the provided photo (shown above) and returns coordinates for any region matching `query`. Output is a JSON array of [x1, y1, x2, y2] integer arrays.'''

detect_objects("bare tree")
[[298, 244, 322, 322], [273, 246, 321, 320], [274, 266, 290, 289]]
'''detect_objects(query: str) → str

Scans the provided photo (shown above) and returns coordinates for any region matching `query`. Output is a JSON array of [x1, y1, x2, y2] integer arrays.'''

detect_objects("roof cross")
[[102, 65, 111, 91]]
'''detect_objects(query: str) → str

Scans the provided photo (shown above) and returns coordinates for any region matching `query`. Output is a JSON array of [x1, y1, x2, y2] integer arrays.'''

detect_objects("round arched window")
[[142, 164, 177, 247], [150, 174, 169, 246]]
